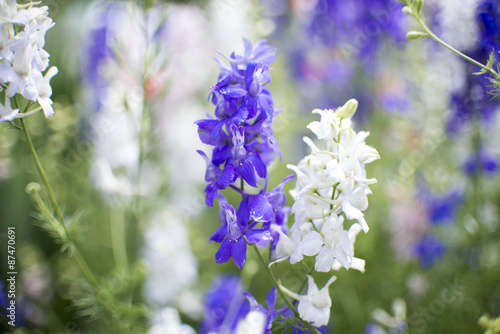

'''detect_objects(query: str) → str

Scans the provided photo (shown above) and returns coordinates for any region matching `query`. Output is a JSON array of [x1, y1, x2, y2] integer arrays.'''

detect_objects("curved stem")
[[21, 117, 99, 288], [416, 16, 497, 77], [252, 245, 321, 334]]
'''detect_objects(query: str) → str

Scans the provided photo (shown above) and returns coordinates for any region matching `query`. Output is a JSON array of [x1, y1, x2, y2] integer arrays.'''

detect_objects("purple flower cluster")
[[196, 39, 293, 269], [200, 276, 292, 334], [308, 0, 407, 61], [200, 276, 249, 333], [260, 0, 410, 120]]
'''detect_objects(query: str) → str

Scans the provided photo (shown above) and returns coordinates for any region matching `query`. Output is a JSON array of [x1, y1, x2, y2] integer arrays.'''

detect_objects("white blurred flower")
[[370, 298, 408, 333], [143, 207, 198, 307], [235, 311, 267, 334], [281, 275, 337, 327], [149, 307, 196, 334]]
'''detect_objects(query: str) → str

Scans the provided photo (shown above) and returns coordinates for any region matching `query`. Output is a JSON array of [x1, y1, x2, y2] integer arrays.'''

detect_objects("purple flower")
[[200, 276, 250, 334], [196, 39, 281, 207], [308, 0, 407, 61], [0, 278, 8, 311], [413, 234, 446, 268], [210, 197, 273, 268], [243, 287, 281, 333], [419, 189, 463, 225], [464, 149, 499, 176]]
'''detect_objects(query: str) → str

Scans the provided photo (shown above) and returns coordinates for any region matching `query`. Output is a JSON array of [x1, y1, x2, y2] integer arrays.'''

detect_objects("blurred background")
[[1, 0, 500, 333]]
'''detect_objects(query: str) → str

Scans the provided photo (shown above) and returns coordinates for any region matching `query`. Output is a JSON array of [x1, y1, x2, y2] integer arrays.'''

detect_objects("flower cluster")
[[274, 99, 379, 326], [196, 39, 292, 269], [277, 99, 379, 271], [308, 0, 407, 61], [0, 0, 57, 122]]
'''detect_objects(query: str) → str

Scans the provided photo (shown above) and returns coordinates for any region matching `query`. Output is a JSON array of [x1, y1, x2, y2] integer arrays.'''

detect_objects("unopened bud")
[[402, 6, 413, 16], [25, 182, 41, 194], [336, 99, 358, 119], [406, 31, 428, 40]]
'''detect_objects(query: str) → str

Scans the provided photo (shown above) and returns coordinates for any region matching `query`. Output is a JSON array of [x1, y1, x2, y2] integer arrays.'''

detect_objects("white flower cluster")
[[0, 0, 57, 122], [276, 99, 379, 326]]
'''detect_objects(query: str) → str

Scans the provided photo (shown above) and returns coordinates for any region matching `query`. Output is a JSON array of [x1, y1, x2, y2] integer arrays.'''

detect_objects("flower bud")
[[25, 182, 41, 194], [406, 31, 428, 40], [336, 99, 358, 119], [402, 6, 413, 16]]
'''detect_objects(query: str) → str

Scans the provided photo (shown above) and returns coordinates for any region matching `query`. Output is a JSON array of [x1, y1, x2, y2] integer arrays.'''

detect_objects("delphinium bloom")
[[0, 0, 58, 120], [200, 276, 250, 334], [196, 38, 293, 269], [413, 233, 446, 268], [82, 1, 171, 199], [261, 0, 410, 118], [149, 307, 196, 334], [275, 99, 379, 326], [277, 99, 379, 272], [142, 208, 198, 307], [365, 298, 408, 334], [308, 0, 407, 61]]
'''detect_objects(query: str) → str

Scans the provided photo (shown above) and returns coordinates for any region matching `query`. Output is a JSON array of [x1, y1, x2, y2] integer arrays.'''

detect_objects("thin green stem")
[[20, 117, 99, 289], [416, 16, 498, 78], [110, 206, 128, 269], [251, 245, 321, 334]]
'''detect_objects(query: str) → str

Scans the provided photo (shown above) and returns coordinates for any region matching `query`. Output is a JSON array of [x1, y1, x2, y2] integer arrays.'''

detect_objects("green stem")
[[251, 245, 321, 334], [110, 206, 128, 270], [20, 117, 99, 289], [416, 16, 498, 78]]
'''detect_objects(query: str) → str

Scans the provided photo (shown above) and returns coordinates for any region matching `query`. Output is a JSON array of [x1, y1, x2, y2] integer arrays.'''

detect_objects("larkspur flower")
[[200, 276, 250, 334], [197, 39, 293, 268], [276, 99, 379, 272], [424, 190, 463, 225], [368, 298, 408, 334], [235, 310, 267, 334], [413, 233, 446, 268], [196, 38, 280, 206], [149, 307, 196, 334], [0, 0, 57, 119], [281, 275, 337, 327], [242, 287, 282, 333]]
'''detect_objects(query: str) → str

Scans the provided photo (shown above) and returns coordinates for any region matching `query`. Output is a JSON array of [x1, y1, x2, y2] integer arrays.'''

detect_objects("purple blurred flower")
[[413, 234, 446, 268], [464, 149, 499, 176], [200, 276, 250, 334], [421, 190, 463, 225], [308, 0, 407, 61], [83, 2, 119, 111]]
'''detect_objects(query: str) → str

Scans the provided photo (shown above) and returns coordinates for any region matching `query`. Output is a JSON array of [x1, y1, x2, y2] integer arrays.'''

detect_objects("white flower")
[[0, 96, 18, 122], [142, 208, 198, 307], [235, 311, 267, 334], [300, 215, 353, 272], [271, 224, 305, 264], [288, 99, 379, 234], [0, 1, 57, 118], [371, 298, 408, 333], [281, 275, 337, 327], [149, 307, 196, 334], [34, 66, 57, 117]]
